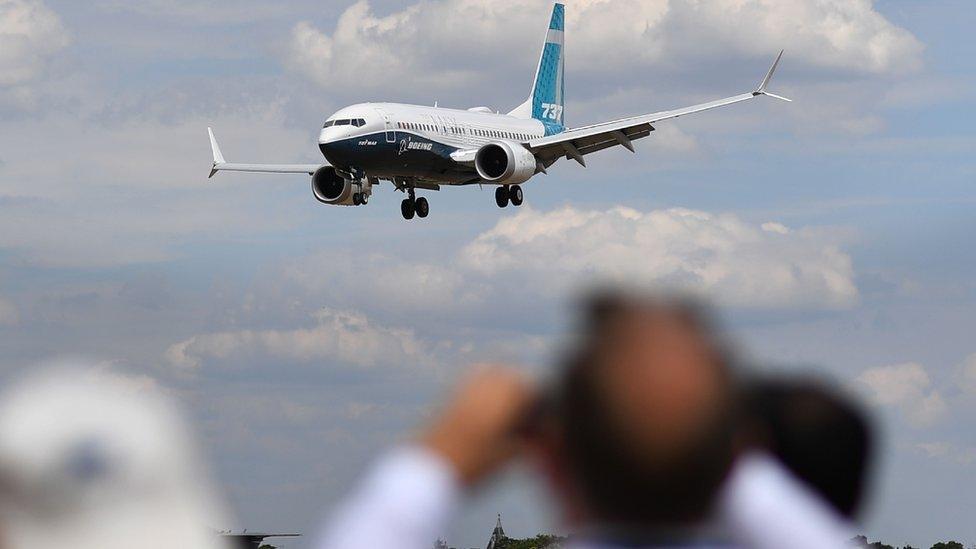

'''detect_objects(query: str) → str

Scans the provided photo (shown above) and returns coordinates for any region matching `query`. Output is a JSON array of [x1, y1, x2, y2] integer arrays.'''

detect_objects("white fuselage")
[[318, 103, 551, 185]]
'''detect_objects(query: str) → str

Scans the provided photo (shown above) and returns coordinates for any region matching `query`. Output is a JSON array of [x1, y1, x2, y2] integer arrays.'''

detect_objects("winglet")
[[208, 127, 225, 178], [753, 50, 792, 102]]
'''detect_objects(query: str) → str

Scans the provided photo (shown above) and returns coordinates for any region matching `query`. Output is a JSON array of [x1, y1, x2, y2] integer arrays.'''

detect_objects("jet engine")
[[474, 142, 537, 185], [312, 166, 367, 206]]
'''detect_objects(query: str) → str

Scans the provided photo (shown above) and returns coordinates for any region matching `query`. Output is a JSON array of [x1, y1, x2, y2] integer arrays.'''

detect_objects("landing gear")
[[415, 197, 429, 218], [509, 185, 523, 206], [495, 185, 523, 208], [495, 186, 509, 208], [401, 198, 415, 220], [400, 188, 429, 220]]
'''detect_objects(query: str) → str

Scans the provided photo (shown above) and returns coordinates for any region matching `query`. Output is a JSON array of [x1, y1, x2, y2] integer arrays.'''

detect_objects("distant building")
[[435, 513, 567, 549], [486, 514, 507, 549]]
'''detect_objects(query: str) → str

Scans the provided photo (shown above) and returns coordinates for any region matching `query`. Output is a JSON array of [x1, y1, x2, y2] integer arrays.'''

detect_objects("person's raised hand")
[[419, 366, 536, 487]]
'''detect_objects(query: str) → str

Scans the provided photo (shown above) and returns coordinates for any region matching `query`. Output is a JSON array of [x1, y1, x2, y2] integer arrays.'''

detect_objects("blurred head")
[[544, 291, 737, 529], [0, 367, 229, 549], [740, 377, 874, 518]]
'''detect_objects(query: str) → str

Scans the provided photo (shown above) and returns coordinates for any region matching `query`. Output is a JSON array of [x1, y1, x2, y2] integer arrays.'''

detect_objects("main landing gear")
[[495, 185, 524, 208], [352, 192, 369, 206], [400, 188, 429, 220]]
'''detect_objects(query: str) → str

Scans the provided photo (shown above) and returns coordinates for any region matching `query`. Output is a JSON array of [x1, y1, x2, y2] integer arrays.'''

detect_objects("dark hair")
[[555, 291, 736, 526], [742, 377, 874, 518]]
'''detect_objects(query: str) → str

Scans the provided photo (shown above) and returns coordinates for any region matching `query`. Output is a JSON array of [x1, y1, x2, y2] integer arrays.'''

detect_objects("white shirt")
[[718, 452, 855, 549], [315, 446, 854, 549], [314, 446, 461, 549]]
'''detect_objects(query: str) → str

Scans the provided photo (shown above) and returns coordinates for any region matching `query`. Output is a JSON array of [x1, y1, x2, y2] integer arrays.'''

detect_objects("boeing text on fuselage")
[[206, 3, 791, 220]]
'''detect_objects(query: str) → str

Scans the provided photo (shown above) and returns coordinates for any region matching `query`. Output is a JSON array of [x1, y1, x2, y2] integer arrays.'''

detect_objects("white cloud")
[[459, 205, 857, 309], [0, 0, 69, 95], [0, 295, 17, 325], [166, 307, 435, 374], [654, 0, 924, 74], [274, 205, 857, 319], [856, 362, 948, 427], [286, 0, 923, 95]]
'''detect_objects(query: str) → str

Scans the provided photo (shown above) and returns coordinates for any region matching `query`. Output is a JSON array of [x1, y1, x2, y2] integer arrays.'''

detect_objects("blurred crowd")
[[0, 290, 875, 549]]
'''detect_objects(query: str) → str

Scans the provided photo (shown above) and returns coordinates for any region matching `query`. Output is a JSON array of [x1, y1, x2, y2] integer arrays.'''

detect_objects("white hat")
[[0, 368, 231, 549]]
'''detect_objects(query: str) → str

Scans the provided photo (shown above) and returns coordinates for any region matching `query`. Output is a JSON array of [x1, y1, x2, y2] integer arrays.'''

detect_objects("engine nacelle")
[[474, 142, 537, 185], [312, 166, 365, 206]]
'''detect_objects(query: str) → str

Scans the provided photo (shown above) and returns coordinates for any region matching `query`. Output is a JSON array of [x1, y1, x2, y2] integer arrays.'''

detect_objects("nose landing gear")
[[495, 185, 524, 208]]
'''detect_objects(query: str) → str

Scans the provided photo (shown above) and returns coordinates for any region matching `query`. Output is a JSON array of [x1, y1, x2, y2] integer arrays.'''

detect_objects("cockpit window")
[[324, 118, 365, 128]]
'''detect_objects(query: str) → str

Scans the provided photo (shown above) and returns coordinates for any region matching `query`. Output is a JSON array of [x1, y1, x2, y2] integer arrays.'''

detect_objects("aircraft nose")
[[318, 129, 341, 161]]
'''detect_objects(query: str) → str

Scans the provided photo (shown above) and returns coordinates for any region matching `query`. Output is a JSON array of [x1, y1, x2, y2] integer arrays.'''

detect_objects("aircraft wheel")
[[353, 193, 362, 206], [401, 198, 415, 220], [415, 197, 429, 218], [361, 193, 369, 205], [495, 186, 509, 208], [509, 185, 523, 206]]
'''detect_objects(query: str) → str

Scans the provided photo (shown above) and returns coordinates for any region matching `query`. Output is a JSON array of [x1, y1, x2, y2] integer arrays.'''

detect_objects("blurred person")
[[535, 292, 738, 542], [314, 291, 857, 549], [537, 292, 851, 549], [0, 366, 230, 549]]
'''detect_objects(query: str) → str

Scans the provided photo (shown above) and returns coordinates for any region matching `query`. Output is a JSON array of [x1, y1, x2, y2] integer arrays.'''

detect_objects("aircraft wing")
[[207, 128, 325, 178], [527, 51, 791, 168]]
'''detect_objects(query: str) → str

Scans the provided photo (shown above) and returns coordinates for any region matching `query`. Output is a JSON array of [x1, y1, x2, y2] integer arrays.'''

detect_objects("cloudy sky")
[[0, 0, 974, 546]]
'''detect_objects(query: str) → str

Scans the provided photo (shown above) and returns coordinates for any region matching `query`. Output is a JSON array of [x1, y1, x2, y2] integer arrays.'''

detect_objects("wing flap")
[[532, 123, 655, 165]]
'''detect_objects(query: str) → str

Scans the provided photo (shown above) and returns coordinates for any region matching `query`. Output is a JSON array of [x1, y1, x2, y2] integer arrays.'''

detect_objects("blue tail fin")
[[508, 3, 565, 135]]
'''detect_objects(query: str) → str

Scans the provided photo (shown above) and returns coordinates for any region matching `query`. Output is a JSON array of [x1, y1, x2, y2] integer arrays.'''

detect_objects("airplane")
[[207, 3, 790, 221]]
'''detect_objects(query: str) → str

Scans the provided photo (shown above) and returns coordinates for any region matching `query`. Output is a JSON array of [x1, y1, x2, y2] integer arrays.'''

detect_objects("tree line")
[[853, 537, 971, 549]]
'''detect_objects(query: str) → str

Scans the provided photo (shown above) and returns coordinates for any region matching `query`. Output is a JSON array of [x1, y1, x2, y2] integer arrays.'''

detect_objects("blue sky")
[[0, 0, 974, 547]]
